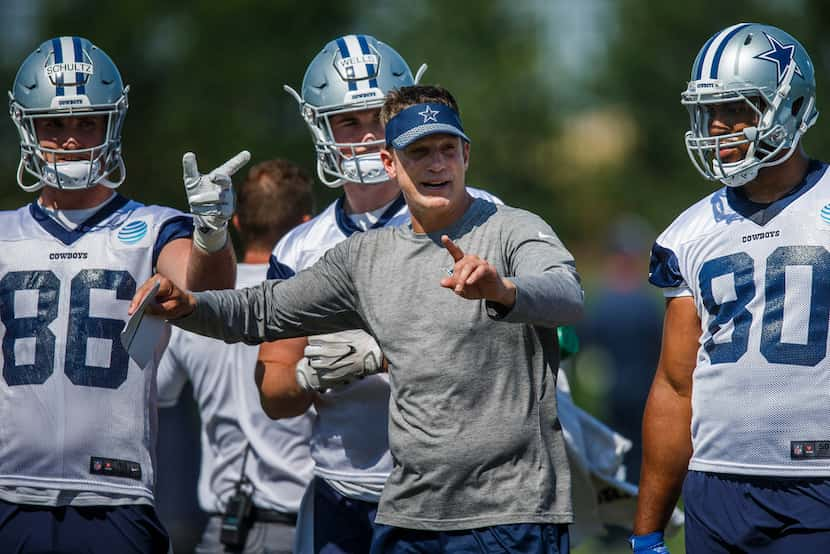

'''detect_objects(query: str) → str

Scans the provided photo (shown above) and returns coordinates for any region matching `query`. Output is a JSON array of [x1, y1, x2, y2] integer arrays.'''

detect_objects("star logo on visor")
[[754, 32, 803, 85], [418, 106, 439, 123]]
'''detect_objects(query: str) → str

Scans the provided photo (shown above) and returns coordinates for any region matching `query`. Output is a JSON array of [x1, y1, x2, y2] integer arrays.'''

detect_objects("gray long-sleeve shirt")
[[175, 198, 583, 530]]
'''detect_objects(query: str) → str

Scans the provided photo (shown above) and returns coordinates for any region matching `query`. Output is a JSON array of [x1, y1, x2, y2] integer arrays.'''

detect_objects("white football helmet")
[[682, 23, 818, 187], [284, 34, 426, 187], [9, 36, 128, 192]]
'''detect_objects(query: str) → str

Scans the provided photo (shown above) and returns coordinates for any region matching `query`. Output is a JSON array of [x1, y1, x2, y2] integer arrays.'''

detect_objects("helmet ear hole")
[[791, 97, 804, 117]]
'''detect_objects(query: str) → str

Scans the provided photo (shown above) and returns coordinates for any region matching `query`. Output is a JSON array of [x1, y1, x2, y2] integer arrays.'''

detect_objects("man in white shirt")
[[158, 159, 315, 553], [0, 36, 240, 553]]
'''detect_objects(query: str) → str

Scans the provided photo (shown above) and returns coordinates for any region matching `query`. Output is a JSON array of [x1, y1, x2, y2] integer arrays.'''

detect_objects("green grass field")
[[572, 527, 685, 554]]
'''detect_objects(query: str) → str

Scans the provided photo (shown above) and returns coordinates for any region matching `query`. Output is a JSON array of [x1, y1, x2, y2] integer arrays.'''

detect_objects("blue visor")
[[385, 103, 470, 150]]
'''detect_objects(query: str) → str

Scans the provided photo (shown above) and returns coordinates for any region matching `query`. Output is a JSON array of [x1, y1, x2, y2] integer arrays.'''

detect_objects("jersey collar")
[[725, 159, 828, 226], [30, 193, 131, 245], [334, 193, 406, 237]]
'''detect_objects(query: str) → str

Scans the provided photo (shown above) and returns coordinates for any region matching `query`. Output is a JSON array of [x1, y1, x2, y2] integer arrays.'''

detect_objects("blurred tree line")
[[568, 0, 830, 263], [1, 0, 828, 262], [2, 1, 829, 552], [0, 0, 558, 237]]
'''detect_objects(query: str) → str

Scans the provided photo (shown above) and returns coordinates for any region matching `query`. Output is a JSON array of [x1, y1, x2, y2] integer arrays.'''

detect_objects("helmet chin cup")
[[339, 154, 387, 185], [714, 162, 759, 188], [41, 160, 100, 190]]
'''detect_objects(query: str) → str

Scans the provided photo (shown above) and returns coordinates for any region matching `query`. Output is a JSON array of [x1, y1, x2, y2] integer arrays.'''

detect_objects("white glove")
[[183, 150, 251, 252], [296, 330, 384, 392]]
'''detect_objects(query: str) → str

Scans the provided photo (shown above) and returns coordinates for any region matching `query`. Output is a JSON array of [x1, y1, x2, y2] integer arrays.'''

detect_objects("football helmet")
[[682, 23, 818, 187], [284, 34, 426, 187], [9, 36, 128, 192]]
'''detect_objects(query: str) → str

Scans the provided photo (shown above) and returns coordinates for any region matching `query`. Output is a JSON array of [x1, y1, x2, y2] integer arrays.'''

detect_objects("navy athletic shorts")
[[684, 470, 830, 553], [0, 500, 169, 553], [313, 476, 380, 553], [370, 522, 569, 553]]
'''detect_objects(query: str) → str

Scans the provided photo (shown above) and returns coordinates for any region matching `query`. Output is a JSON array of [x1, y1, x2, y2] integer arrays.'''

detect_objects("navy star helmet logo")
[[754, 32, 804, 85], [418, 106, 439, 123]]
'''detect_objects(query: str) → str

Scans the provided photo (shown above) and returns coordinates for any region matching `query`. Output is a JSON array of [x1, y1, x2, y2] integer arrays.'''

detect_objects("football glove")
[[630, 531, 670, 553], [183, 150, 250, 252], [296, 330, 383, 392]]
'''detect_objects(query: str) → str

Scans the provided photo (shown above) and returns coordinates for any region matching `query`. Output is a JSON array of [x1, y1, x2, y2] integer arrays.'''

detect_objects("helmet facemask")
[[683, 91, 783, 187], [681, 24, 819, 188], [285, 34, 426, 188], [9, 36, 130, 193], [10, 94, 128, 192], [287, 87, 389, 187]]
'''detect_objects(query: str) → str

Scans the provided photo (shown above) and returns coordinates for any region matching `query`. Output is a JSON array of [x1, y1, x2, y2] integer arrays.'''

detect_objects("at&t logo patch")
[[117, 220, 148, 244]]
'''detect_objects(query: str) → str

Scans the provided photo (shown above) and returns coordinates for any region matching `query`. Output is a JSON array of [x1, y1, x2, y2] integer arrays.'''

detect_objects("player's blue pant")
[[0, 500, 169, 553], [370, 522, 569, 553], [312, 476, 380, 553], [684, 470, 830, 553]]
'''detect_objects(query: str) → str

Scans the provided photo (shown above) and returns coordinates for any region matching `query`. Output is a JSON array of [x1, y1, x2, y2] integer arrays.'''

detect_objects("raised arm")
[[156, 151, 252, 291], [156, 237, 236, 292]]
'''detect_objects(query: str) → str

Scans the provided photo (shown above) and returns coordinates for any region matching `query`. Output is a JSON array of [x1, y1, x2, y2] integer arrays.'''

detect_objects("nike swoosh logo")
[[333, 345, 358, 367]]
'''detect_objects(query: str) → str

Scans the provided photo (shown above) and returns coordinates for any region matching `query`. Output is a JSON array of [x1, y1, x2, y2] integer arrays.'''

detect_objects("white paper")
[[120, 281, 166, 368]]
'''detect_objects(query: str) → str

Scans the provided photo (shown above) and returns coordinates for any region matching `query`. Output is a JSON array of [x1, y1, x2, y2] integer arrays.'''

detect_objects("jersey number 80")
[[699, 245, 830, 366]]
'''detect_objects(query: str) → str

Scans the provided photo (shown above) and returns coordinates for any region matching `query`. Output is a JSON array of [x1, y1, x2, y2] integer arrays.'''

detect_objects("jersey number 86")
[[1, 269, 136, 389]]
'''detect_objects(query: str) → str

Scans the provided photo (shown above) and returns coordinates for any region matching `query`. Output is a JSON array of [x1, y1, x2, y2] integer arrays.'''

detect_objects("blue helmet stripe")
[[357, 35, 379, 89], [51, 38, 64, 96], [709, 23, 751, 79], [694, 32, 718, 80], [336, 37, 358, 91], [72, 37, 85, 95]]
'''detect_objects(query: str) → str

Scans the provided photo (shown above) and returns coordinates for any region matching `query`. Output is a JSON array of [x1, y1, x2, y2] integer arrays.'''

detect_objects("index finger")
[[441, 235, 464, 262], [213, 150, 251, 177], [182, 152, 199, 180]]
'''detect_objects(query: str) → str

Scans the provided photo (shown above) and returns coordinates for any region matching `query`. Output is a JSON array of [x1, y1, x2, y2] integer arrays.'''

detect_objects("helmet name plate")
[[45, 62, 94, 84]]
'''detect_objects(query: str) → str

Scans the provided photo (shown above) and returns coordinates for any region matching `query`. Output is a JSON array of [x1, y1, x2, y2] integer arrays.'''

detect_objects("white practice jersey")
[[158, 263, 314, 514], [0, 194, 193, 506], [269, 189, 501, 493], [649, 160, 830, 476]]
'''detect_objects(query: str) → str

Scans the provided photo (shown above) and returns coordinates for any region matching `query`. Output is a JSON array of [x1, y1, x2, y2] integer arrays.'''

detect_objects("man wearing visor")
[[256, 36, 498, 552], [132, 84, 583, 553], [633, 23, 830, 553]]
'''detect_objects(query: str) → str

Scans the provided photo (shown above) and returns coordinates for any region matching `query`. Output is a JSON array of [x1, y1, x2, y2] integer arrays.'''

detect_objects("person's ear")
[[381, 148, 397, 179]]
